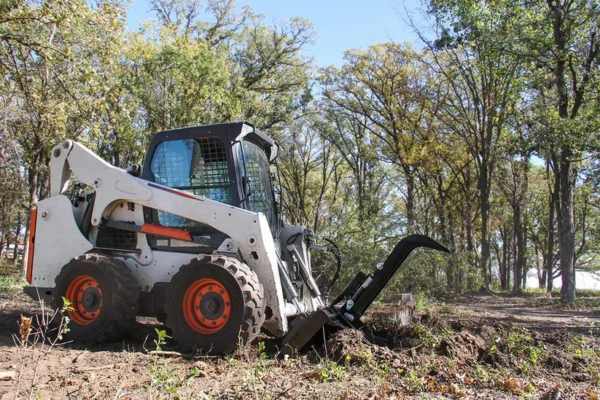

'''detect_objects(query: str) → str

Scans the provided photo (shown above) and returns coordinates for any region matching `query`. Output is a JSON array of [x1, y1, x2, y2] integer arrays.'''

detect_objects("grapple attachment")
[[280, 234, 450, 354]]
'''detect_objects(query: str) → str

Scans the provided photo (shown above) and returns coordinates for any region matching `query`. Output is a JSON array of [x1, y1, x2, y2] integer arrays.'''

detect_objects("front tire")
[[166, 255, 265, 354], [52, 254, 139, 342]]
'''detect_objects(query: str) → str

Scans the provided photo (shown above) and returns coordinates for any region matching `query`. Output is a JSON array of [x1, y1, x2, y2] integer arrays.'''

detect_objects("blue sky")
[[126, 0, 426, 67]]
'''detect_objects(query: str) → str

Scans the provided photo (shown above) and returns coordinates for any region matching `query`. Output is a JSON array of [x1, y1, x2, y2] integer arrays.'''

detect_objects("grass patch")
[[0, 273, 25, 294], [523, 287, 600, 297]]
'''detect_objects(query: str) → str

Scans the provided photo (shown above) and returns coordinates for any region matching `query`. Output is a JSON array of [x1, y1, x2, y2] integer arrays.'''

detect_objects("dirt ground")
[[0, 286, 598, 399]]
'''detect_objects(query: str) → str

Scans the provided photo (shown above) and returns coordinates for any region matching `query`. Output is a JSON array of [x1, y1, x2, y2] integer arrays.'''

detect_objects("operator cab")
[[141, 122, 281, 252]]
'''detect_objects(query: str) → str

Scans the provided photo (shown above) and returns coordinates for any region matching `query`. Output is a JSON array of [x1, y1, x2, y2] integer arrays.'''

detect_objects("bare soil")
[[0, 286, 598, 399]]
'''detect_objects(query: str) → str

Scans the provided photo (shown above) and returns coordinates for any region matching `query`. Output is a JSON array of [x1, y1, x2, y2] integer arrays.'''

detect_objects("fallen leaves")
[[19, 315, 31, 342]]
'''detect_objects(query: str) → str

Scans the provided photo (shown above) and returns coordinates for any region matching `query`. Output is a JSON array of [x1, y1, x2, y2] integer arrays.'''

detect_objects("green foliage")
[[1, 0, 600, 302], [315, 359, 347, 382], [153, 328, 171, 352], [0, 270, 25, 294], [149, 362, 180, 396], [403, 371, 426, 392], [505, 327, 548, 374]]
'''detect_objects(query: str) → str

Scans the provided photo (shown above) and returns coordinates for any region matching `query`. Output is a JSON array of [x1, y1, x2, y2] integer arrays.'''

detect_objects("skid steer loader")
[[23, 122, 449, 353]]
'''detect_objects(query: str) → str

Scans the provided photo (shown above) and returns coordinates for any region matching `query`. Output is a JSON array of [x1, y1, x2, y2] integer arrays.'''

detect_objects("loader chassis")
[[28, 123, 290, 339], [24, 122, 450, 353]]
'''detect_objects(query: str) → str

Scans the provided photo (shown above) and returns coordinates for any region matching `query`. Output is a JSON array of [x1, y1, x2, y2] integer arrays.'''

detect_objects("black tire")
[[52, 254, 139, 342], [166, 255, 265, 354]]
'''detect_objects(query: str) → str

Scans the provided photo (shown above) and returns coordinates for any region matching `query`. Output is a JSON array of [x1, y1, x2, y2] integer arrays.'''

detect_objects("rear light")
[[26, 209, 37, 284]]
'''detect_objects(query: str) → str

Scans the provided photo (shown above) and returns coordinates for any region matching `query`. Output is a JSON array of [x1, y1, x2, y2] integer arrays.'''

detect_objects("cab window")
[[240, 140, 277, 231], [150, 137, 232, 227]]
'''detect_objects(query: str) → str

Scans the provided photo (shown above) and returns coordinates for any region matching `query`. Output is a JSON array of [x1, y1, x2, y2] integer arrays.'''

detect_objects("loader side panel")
[[31, 195, 94, 286]]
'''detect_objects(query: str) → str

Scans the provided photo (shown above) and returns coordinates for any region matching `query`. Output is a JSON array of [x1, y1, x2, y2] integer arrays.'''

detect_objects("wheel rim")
[[65, 275, 103, 325], [182, 278, 231, 334]]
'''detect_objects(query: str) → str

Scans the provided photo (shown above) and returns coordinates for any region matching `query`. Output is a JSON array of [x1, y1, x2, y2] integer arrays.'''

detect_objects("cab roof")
[[148, 121, 278, 161]]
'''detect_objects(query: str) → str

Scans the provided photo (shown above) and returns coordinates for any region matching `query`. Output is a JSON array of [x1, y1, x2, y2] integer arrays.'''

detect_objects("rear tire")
[[166, 255, 265, 354], [52, 254, 139, 342]]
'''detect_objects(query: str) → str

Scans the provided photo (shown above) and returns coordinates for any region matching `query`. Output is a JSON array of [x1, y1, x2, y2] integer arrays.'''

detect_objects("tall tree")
[[321, 43, 431, 234], [528, 0, 600, 301], [422, 0, 525, 288], [0, 0, 127, 274]]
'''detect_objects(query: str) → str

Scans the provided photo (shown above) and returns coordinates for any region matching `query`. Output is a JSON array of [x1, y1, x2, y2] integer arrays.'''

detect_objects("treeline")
[[1, 0, 599, 302]]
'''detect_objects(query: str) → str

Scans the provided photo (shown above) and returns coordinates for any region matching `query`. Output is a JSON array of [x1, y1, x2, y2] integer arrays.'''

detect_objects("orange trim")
[[65, 275, 102, 325], [182, 278, 231, 334], [141, 223, 193, 242], [26, 209, 37, 284]]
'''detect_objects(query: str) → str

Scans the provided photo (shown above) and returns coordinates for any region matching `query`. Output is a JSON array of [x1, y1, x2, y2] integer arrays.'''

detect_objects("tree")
[[125, 28, 233, 134], [525, 0, 600, 301], [497, 154, 530, 292], [138, 0, 315, 132], [0, 0, 127, 274], [421, 0, 526, 288], [321, 43, 432, 234]]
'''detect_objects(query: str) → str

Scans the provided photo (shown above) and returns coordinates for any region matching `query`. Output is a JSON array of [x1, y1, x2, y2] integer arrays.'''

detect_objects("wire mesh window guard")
[[240, 140, 276, 231], [150, 138, 232, 228]]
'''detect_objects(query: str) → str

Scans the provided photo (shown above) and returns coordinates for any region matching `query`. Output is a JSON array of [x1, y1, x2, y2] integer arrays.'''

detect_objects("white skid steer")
[[24, 122, 449, 353]]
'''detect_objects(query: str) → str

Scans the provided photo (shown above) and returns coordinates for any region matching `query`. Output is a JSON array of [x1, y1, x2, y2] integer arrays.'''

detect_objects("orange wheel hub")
[[183, 278, 231, 334], [65, 276, 102, 325]]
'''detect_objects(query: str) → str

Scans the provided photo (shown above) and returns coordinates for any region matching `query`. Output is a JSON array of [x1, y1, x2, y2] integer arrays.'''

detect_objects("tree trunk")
[[502, 230, 509, 290], [536, 242, 547, 289], [12, 212, 23, 264], [21, 162, 40, 276], [558, 148, 576, 302], [521, 229, 527, 289], [405, 166, 415, 234], [480, 166, 491, 290], [546, 169, 559, 293], [513, 203, 523, 293], [548, 1, 577, 303]]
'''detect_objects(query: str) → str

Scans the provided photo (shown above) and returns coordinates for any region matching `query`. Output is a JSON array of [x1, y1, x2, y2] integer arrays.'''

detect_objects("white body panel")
[[31, 195, 94, 285], [34, 140, 290, 336]]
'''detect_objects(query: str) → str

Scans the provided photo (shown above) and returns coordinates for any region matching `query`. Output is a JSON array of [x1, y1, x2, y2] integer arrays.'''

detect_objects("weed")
[[522, 383, 536, 397], [403, 371, 425, 392], [13, 295, 72, 399], [505, 327, 547, 374], [153, 328, 171, 352], [413, 323, 451, 352], [0, 273, 24, 294], [413, 292, 430, 311], [316, 360, 347, 382], [475, 365, 490, 383], [567, 335, 599, 362], [258, 340, 267, 359], [149, 362, 180, 397]]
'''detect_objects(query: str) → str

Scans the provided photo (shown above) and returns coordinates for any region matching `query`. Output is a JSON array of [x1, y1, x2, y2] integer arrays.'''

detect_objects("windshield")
[[240, 140, 278, 232]]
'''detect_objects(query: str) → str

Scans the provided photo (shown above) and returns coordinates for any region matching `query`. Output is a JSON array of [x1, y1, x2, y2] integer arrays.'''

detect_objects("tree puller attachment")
[[23, 121, 450, 354], [280, 234, 450, 353]]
